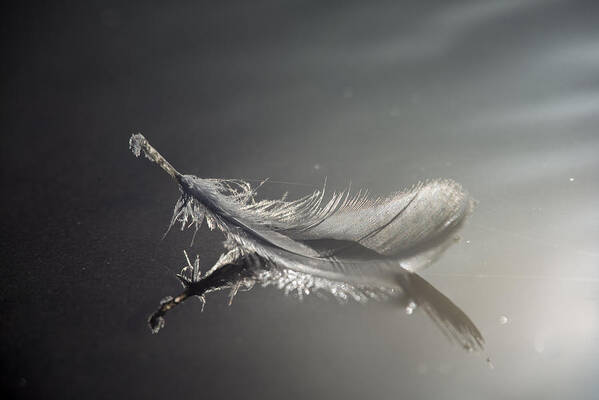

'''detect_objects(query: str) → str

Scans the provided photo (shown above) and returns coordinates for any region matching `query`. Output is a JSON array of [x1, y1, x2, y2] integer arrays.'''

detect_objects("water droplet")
[[499, 315, 508, 325], [466, 240, 471, 244], [534, 336, 545, 353], [569, 177, 575, 182], [313, 164, 321, 171], [405, 301, 417, 315]]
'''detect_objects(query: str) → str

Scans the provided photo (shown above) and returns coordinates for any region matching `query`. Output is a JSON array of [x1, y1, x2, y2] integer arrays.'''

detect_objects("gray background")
[[2, 1, 598, 399]]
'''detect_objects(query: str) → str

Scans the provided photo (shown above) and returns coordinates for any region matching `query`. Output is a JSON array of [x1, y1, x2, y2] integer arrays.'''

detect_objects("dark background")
[[2, 1, 599, 399]]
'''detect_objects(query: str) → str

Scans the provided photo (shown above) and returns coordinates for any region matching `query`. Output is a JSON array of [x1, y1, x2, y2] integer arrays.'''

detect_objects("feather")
[[130, 133, 484, 352]]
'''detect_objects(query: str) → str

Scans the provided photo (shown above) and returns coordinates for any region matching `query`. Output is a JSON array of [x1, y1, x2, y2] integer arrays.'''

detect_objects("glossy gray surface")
[[2, 1, 598, 399]]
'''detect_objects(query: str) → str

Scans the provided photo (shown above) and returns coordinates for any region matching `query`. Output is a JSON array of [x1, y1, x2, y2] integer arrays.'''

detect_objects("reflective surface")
[[2, 1, 598, 399]]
